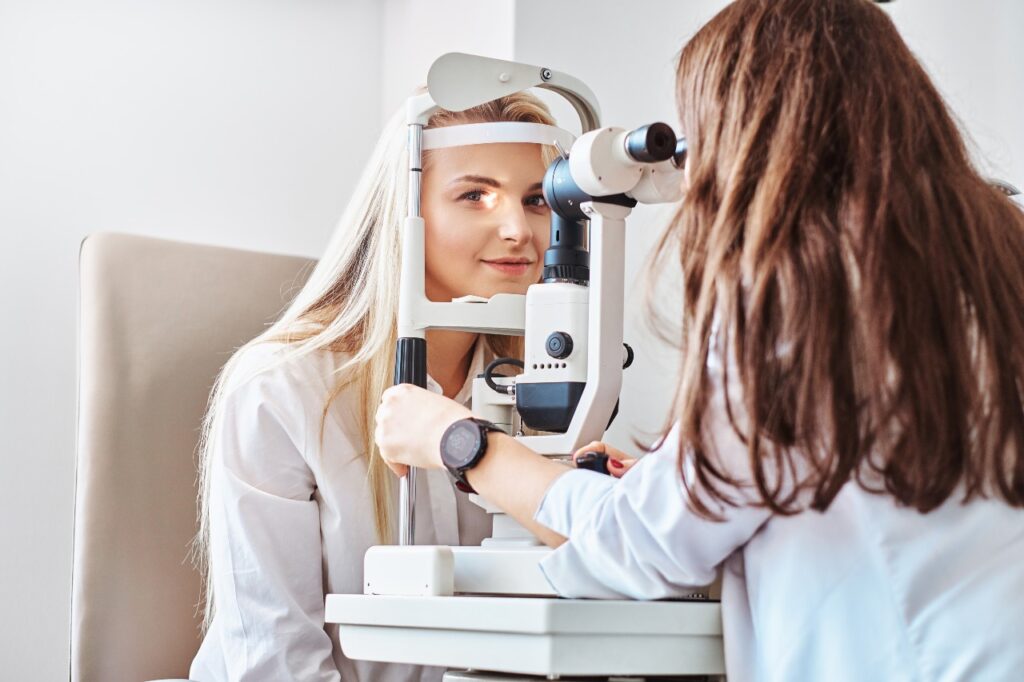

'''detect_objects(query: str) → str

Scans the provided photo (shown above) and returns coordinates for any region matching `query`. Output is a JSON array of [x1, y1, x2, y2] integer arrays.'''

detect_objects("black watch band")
[[440, 417, 504, 494]]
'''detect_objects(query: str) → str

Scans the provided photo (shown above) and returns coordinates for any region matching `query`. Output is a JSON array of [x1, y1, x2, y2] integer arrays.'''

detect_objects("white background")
[[1, 0, 1021, 677]]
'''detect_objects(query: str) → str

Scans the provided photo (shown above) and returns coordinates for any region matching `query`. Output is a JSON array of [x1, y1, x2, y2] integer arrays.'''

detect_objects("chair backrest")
[[73, 233, 315, 682]]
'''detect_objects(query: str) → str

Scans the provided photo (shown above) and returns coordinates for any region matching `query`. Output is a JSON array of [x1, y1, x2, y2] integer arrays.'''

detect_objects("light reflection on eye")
[[458, 189, 498, 208], [455, 189, 548, 211]]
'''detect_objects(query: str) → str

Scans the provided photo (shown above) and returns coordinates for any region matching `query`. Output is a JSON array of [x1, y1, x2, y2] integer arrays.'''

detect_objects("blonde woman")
[[189, 92, 559, 681]]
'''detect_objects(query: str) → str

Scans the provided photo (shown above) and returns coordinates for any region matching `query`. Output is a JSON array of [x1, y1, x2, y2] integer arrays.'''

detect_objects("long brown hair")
[[658, 0, 1024, 517]]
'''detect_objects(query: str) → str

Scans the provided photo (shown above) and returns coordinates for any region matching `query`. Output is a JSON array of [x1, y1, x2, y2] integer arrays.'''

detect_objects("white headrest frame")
[[421, 121, 576, 151]]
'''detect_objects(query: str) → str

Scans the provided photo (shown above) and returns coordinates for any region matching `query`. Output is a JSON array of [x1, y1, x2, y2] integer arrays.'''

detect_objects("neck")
[[426, 330, 479, 399]]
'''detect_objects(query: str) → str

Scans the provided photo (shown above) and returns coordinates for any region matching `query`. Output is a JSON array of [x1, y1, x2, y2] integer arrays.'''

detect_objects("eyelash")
[[457, 189, 548, 208], [458, 190, 487, 202]]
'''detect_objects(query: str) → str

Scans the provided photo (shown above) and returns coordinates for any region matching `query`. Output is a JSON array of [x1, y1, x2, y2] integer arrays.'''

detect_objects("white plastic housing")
[[568, 126, 643, 196], [451, 547, 553, 594], [363, 546, 454, 597], [425, 52, 602, 131], [519, 282, 588, 387], [364, 544, 554, 597], [517, 202, 628, 455], [329, 595, 725, 677], [630, 158, 685, 204]]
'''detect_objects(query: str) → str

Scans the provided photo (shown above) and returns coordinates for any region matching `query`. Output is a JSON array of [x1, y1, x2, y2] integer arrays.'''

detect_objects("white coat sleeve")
[[533, 343, 775, 600], [203, 368, 342, 682]]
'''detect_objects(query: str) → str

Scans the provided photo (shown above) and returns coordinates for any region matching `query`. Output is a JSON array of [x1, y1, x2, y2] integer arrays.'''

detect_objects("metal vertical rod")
[[398, 123, 424, 547], [408, 124, 423, 217], [398, 472, 416, 546]]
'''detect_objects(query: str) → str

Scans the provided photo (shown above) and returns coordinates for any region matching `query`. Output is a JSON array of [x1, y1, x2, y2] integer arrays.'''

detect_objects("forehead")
[[424, 142, 546, 184]]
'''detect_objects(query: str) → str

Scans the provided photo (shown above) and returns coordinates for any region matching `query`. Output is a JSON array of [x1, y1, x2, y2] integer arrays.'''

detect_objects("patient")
[[188, 92, 558, 681]]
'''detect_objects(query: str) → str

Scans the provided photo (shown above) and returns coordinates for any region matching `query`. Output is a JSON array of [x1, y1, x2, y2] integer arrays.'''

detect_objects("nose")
[[497, 203, 533, 247]]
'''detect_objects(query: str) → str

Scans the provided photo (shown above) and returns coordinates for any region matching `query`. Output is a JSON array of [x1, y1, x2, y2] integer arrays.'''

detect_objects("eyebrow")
[[448, 175, 543, 192]]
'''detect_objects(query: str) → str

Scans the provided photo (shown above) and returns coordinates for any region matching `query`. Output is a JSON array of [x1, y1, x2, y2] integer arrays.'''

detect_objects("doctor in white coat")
[[375, 1, 1024, 680]]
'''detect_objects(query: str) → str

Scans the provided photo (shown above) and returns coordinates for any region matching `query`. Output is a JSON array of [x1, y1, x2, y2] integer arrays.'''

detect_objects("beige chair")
[[73, 232, 315, 682]]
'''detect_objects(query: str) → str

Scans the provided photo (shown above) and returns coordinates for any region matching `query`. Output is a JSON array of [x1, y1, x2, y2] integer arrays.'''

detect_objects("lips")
[[483, 258, 534, 276]]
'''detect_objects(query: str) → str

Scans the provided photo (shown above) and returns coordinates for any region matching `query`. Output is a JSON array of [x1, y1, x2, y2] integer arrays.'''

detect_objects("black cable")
[[483, 357, 524, 395]]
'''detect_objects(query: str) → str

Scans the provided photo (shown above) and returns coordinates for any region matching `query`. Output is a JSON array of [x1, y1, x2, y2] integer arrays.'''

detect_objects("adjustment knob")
[[545, 332, 574, 360]]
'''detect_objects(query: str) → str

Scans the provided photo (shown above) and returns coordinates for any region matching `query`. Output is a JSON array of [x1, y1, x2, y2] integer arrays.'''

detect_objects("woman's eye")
[[458, 190, 487, 202], [525, 194, 548, 208]]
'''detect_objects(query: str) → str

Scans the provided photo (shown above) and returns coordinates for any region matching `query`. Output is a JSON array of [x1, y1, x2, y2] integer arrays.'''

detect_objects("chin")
[[475, 281, 534, 298]]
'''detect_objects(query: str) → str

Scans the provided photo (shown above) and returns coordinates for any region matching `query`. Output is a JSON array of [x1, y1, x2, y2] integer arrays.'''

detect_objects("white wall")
[[0, 1, 382, 678], [380, 0, 515, 119], [888, 0, 1024, 183], [2, 0, 1022, 678], [513, 0, 1024, 450]]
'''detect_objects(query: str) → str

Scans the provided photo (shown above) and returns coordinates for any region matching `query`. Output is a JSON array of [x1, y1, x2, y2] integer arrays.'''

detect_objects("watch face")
[[443, 420, 483, 470]]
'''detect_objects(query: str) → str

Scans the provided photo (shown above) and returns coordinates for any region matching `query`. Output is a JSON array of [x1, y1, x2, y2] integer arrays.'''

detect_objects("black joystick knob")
[[576, 451, 611, 475], [545, 331, 574, 359]]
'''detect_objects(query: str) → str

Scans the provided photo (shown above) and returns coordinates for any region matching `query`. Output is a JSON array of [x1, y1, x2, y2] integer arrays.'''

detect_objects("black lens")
[[624, 122, 676, 163]]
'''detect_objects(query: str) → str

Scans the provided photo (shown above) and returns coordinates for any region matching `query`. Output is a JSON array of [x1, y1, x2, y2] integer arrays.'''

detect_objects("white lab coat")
[[190, 341, 492, 682], [534, 329, 1024, 681]]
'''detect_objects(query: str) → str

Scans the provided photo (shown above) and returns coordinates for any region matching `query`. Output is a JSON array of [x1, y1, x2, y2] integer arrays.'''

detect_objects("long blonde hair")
[[193, 92, 557, 628]]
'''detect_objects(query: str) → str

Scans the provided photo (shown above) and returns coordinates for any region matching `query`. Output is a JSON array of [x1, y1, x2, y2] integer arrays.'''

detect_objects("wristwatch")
[[440, 417, 504, 494]]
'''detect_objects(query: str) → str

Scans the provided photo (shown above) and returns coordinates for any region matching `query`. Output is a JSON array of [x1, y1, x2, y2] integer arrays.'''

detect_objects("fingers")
[[572, 441, 607, 462], [606, 456, 639, 479], [380, 383, 416, 407], [573, 441, 640, 478], [573, 441, 632, 464], [374, 414, 407, 477], [374, 384, 417, 452], [375, 383, 462, 472]]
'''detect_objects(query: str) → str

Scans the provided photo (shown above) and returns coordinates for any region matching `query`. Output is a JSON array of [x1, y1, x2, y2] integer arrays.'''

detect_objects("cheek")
[[426, 219, 467, 257], [423, 209, 490, 296], [424, 197, 461, 253], [530, 213, 551, 250]]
